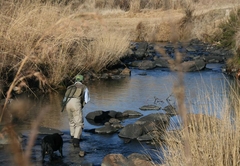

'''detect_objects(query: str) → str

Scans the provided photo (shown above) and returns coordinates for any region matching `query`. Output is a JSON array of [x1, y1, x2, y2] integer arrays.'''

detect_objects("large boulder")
[[118, 124, 143, 139], [95, 123, 119, 134], [136, 113, 170, 133], [137, 130, 162, 142], [135, 113, 170, 127], [118, 113, 170, 140], [86, 110, 120, 124], [173, 59, 206, 72]]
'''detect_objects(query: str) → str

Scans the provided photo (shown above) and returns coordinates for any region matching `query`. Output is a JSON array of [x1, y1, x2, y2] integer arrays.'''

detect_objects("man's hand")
[[82, 102, 86, 109]]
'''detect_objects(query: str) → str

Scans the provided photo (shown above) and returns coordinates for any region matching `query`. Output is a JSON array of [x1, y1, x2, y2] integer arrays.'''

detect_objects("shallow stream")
[[0, 64, 232, 166]]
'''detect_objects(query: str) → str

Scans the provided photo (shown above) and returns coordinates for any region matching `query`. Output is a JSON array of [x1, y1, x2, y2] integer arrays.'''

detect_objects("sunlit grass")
[[0, 0, 130, 88], [155, 76, 240, 166]]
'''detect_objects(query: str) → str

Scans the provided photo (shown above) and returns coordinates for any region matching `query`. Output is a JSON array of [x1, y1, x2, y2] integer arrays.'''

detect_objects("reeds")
[[0, 0, 131, 88], [156, 72, 240, 166]]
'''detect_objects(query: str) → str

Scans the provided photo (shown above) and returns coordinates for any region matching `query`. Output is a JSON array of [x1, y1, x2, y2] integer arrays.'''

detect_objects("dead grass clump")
[[157, 78, 240, 166], [129, 0, 141, 13], [218, 8, 240, 69], [218, 8, 240, 49], [0, 1, 130, 92], [86, 29, 130, 73], [178, 3, 195, 41]]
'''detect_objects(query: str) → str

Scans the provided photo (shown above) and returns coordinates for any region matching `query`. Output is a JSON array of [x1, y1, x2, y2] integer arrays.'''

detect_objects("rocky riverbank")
[[84, 39, 234, 81], [0, 39, 236, 166]]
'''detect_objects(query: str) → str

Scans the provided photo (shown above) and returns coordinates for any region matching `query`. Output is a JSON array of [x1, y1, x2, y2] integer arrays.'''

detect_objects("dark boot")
[[72, 138, 80, 148], [69, 136, 74, 143]]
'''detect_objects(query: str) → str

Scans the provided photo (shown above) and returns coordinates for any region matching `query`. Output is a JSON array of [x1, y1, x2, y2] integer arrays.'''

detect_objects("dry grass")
[[155, 76, 240, 166], [0, 0, 130, 88], [1, 0, 240, 165], [0, 0, 238, 90]]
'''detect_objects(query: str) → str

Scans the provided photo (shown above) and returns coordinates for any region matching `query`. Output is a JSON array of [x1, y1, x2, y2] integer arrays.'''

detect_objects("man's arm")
[[85, 88, 90, 103], [82, 88, 90, 107]]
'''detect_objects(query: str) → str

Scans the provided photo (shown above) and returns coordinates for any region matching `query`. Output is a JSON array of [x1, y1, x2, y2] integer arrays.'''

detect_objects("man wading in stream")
[[62, 74, 90, 157]]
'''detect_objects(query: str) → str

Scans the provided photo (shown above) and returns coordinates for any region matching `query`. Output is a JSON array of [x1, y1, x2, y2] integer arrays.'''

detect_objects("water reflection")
[[8, 67, 234, 165], [21, 68, 230, 131]]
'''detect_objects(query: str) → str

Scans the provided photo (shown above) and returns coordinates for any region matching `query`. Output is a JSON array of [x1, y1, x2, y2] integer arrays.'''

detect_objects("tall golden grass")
[[0, 0, 238, 90], [1, 0, 240, 166], [0, 0, 130, 88], [155, 69, 240, 165]]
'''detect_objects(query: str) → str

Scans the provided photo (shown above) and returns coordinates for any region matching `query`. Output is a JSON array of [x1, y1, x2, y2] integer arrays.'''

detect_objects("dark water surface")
[[0, 64, 231, 166]]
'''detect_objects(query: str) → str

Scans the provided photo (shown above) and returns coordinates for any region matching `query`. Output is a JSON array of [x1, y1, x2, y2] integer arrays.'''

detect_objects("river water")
[[0, 64, 233, 166]]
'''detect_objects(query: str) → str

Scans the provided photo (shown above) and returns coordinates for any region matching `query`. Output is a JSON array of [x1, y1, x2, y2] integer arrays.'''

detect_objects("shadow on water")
[[0, 65, 234, 165]]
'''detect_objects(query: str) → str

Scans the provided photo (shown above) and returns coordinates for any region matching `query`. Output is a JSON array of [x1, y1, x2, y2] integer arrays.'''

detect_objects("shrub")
[[218, 8, 240, 49], [0, 1, 130, 89]]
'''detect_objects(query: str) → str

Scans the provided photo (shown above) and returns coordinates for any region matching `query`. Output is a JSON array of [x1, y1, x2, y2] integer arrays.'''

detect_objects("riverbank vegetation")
[[1, 1, 240, 165], [156, 77, 240, 166], [0, 0, 239, 95]]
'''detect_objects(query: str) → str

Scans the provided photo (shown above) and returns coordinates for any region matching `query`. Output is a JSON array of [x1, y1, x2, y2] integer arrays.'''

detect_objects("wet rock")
[[139, 105, 161, 110], [109, 118, 121, 124], [118, 113, 170, 140], [111, 123, 123, 129], [174, 59, 206, 72], [186, 46, 196, 52], [138, 60, 156, 70], [203, 55, 225, 63], [86, 110, 114, 124], [38, 126, 63, 135], [135, 113, 170, 130], [131, 61, 141, 67], [85, 110, 104, 120], [86, 110, 136, 125], [154, 58, 169, 68], [106, 110, 119, 118], [122, 110, 143, 117], [142, 121, 161, 134], [115, 112, 127, 118], [107, 119, 123, 129], [134, 42, 148, 59], [118, 124, 143, 139], [95, 124, 119, 134]]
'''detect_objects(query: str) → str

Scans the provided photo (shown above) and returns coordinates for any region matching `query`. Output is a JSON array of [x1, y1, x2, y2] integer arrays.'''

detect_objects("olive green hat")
[[75, 74, 83, 82]]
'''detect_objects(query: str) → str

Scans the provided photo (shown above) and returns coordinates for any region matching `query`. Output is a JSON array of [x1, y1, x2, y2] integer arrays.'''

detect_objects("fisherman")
[[62, 74, 90, 153]]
